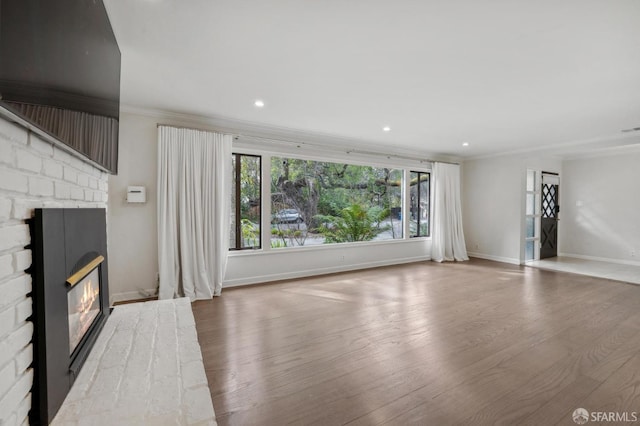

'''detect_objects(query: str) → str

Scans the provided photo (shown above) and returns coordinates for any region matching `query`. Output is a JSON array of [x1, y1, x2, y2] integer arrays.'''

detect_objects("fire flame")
[[78, 279, 99, 317], [69, 268, 101, 354]]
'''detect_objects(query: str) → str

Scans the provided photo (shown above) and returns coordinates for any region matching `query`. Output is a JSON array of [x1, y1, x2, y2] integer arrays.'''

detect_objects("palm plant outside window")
[[270, 157, 403, 248]]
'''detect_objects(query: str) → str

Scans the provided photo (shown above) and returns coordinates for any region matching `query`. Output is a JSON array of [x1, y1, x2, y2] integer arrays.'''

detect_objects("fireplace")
[[30, 208, 110, 425], [67, 256, 103, 355]]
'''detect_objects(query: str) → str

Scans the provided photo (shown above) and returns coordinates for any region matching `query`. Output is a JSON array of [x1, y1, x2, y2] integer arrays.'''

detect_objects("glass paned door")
[[524, 170, 541, 262]]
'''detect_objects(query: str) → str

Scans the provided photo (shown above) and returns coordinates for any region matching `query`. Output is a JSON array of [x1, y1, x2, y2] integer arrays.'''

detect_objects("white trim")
[[222, 256, 430, 287], [228, 236, 430, 257], [467, 252, 521, 265], [261, 153, 272, 252], [558, 253, 640, 267], [464, 132, 640, 162], [233, 138, 433, 170], [562, 138, 640, 160], [121, 104, 459, 164], [403, 169, 410, 239], [123, 105, 640, 162], [109, 287, 158, 306]]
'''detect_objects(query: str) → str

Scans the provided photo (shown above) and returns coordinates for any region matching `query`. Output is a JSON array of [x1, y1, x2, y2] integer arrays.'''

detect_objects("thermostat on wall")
[[126, 186, 146, 203]]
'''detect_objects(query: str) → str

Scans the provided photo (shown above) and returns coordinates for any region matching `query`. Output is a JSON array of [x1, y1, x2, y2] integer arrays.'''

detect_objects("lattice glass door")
[[540, 173, 559, 259]]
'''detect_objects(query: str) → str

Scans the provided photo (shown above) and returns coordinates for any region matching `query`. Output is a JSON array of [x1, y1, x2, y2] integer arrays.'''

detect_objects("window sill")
[[228, 236, 431, 257]]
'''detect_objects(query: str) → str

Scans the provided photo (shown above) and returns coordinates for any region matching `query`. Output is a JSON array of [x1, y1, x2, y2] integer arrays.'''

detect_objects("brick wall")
[[0, 116, 109, 425]]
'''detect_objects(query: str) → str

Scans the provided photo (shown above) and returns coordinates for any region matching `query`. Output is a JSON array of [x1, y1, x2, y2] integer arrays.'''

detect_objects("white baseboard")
[[110, 287, 158, 306], [222, 256, 431, 288], [558, 252, 640, 267], [467, 252, 521, 266]]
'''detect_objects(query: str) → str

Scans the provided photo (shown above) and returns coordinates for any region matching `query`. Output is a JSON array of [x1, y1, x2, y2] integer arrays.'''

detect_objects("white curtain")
[[432, 162, 469, 262], [157, 126, 232, 300]]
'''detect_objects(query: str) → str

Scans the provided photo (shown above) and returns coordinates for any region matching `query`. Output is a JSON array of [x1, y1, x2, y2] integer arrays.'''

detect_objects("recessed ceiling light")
[[254, 100, 265, 108], [383, 126, 391, 132], [462, 142, 469, 147]]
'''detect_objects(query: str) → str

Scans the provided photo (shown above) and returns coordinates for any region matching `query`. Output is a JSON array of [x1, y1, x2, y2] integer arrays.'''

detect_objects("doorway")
[[540, 172, 559, 259]]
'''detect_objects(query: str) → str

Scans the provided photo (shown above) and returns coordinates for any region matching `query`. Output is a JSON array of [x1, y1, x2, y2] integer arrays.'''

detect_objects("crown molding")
[[119, 104, 461, 164], [121, 104, 640, 164], [463, 131, 640, 162], [561, 139, 640, 160]]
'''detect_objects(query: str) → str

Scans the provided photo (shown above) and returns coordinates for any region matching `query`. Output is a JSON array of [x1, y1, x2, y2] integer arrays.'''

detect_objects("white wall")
[[225, 240, 431, 286], [108, 110, 433, 301], [559, 149, 640, 264], [0, 116, 108, 425], [107, 113, 159, 301], [462, 153, 561, 264]]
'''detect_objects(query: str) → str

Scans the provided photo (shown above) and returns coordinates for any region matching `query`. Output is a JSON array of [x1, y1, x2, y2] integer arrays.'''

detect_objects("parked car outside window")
[[273, 209, 303, 223]]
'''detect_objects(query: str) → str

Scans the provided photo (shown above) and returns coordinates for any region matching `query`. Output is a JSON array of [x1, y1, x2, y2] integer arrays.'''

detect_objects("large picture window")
[[270, 157, 403, 248], [409, 171, 430, 237], [230, 154, 261, 250]]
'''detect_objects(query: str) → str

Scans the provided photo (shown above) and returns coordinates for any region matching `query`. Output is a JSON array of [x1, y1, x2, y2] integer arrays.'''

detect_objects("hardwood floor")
[[192, 258, 640, 426]]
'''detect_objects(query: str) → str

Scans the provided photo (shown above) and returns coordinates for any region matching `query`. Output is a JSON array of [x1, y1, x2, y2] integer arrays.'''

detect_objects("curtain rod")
[[157, 123, 225, 133], [236, 133, 461, 166], [157, 123, 460, 166]]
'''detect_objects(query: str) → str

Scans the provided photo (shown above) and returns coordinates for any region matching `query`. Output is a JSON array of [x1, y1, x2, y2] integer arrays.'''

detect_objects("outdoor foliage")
[[231, 154, 262, 249], [233, 154, 432, 249], [270, 157, 402, 247], [239, 155, 261, 223], [409, 171, 430, 237], [315, 204, 390, 243], [240, 218, 260, 248], [271, 227, 307, 247]]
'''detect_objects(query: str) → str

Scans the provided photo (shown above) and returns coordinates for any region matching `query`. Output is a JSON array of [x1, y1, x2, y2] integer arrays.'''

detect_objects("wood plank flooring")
[[192, 258, 640, 426]]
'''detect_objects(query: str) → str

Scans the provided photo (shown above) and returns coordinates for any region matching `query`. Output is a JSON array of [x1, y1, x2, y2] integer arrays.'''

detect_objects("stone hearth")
[[52, 298, 216, 425]]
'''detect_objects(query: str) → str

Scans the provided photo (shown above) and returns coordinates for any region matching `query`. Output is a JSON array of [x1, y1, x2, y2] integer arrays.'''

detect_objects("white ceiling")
[[104, 0, 640, 158]]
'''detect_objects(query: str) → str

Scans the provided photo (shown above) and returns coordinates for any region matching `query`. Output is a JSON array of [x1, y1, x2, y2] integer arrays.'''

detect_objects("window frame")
[[409, 170, 431, 238], [229, 146, 434, 254], [269, 156, 405, 248], [230, 153, 262, 251]]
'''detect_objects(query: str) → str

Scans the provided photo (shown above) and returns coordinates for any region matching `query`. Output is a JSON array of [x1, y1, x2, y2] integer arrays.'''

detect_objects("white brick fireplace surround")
[[0, 115, 108, 425]]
